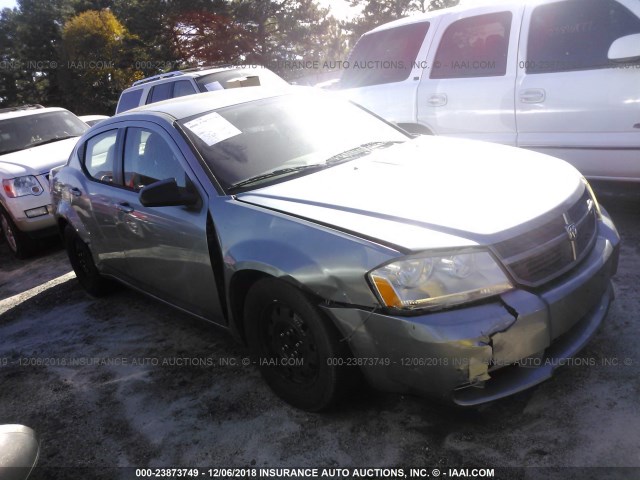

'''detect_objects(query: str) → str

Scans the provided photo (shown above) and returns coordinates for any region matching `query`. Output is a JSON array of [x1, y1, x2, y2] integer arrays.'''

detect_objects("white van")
[[339, 0, 640, 183]]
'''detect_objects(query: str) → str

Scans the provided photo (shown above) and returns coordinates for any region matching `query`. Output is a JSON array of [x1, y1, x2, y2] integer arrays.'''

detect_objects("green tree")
[[0, 8, 20, 106], [61, 9, 143, 114], [428, 0, 459, 11], [230, 0, 332, 79], [9, 0, 73, 106]]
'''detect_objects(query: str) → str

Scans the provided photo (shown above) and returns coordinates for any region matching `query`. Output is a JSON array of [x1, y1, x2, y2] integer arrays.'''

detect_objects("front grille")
[[493, 189, 597, 287]]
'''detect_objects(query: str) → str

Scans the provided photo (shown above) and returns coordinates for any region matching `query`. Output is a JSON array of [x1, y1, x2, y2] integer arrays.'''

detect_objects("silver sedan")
[[51, 87, 620, 411]]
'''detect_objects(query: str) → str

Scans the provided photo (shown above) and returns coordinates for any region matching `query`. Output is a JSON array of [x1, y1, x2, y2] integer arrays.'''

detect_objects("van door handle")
[[520, 89, 546, 104], [428, 93, 448, 107], [69, 187, 82, 197], [116, 203, 134, 214]]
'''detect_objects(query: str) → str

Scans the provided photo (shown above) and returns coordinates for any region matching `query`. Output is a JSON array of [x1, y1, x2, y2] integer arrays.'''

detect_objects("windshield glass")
[[179, 92, 408, 191], [0, 110, 88, 155]]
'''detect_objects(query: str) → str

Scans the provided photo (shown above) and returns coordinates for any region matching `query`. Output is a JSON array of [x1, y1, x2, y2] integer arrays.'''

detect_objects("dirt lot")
[[1, 189, 639, 480]]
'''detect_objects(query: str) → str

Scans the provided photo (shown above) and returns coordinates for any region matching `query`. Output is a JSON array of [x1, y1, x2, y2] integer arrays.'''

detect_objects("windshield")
[[179, 92, 408, 191], [0, 111, 88, 155]]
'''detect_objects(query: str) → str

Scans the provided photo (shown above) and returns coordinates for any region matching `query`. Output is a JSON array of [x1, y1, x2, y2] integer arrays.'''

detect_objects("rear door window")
[[340, 22, 430, 88], [83, 130, 118, 184], [431, 11, 512, 79], [147, 82, 173, 104], [173, 80, 197, 98]]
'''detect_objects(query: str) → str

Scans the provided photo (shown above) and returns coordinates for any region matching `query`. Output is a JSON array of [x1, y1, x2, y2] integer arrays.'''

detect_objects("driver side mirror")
[[608, 34, 640, 62], [139, 178, 199, 208]]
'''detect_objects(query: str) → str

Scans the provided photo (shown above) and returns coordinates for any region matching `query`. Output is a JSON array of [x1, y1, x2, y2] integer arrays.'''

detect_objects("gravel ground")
[[0, 189, 639, 480]]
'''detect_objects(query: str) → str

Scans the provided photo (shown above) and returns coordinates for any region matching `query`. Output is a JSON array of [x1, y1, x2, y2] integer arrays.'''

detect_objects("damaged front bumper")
[[322, 210, 620, 405]]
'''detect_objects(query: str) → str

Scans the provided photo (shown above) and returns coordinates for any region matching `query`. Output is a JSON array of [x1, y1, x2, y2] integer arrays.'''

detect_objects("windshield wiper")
[[27, 135, 78, 148], [324, 141, 404, 166], [229, 164, 325, 191]]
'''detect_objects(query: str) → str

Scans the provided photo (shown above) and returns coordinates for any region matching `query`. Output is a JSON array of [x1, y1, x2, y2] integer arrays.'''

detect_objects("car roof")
[[117, 85, 298, 121], [0, 106, 68, 120], [121, 65, 272, 93], [365, 0, 544, 34]]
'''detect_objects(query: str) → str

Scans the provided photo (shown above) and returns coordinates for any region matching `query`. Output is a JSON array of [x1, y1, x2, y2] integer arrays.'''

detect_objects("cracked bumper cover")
[[321, 211, 620, 405]]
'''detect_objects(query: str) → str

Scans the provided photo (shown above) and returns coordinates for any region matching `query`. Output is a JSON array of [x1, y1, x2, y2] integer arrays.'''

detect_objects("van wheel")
[[64, 226, 113, 296], [244, 278, 352, 411], [0, 208, 32, 258]]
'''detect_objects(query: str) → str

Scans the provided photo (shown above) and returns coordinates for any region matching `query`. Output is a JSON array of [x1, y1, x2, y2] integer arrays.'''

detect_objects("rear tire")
[[0, 208, 33, 259], [244, 278, 353, 411], [64, 225, 113, 296]]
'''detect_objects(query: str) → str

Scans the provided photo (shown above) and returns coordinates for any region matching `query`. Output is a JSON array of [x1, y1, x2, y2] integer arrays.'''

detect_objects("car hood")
[[236, 136, 585, 251], [0, 137, 78, 177]]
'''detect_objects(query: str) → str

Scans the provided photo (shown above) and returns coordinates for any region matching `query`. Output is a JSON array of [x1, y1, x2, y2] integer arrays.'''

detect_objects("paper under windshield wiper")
[[324, 141, 404, 166], [230, 164, 325, 190]]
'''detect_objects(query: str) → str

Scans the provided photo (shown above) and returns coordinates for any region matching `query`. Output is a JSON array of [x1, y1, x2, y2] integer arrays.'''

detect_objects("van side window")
[[83, 130, 118, 184], [340, 22, 430, 88], [431, 12, 512, 79], [527, 0, 640, 74]]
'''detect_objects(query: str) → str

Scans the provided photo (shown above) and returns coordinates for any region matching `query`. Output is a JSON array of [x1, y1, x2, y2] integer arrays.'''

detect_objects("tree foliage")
[[61, 9, 143, 113], [0, 0, 459, 111]]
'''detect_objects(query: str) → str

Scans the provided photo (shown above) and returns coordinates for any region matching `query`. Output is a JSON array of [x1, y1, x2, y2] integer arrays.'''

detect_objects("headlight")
[[2, 175, 44, 198], [368, 250, 513, 311]]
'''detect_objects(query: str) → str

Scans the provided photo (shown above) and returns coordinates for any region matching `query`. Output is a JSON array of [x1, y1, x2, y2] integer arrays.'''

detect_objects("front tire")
[[244, 278, 353, 411], [0, 208, 33, 258], [64, 226, 113, 296]]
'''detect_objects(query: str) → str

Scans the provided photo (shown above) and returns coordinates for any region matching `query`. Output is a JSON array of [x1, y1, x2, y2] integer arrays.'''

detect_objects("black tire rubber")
[[63, 225, 113, 296], [244, 278, 354, 412], [0, 208, 33, 259]]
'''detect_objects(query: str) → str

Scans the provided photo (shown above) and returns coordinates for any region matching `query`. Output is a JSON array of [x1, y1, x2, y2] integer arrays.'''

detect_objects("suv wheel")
[[0, 208, 33, 258]]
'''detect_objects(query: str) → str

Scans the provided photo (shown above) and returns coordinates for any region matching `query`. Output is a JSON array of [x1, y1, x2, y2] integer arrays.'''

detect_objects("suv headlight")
[[2, 176, 44, 198], [368, 250, 513, 311]]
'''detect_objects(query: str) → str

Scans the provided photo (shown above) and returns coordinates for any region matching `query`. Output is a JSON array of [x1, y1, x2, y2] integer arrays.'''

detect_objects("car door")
[[72, 128, 129, 274], [516, 0, 640, 181], [114, 122, 222, 320], [417, 6, 523, 144]]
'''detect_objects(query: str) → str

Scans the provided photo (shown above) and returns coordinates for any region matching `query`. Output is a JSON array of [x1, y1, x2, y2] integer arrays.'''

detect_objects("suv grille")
[[493, 189, 597, 287]]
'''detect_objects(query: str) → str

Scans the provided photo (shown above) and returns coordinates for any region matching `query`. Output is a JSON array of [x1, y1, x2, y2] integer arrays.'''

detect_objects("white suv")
[[0, 105, 88, 257], [116, 65, 288, 114], [339, 0, 640, 183]]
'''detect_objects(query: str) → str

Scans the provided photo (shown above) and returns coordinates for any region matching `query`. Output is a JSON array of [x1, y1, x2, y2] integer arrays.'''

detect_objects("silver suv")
[[0, 105, 88, 257], [115, 65, 288, 114]]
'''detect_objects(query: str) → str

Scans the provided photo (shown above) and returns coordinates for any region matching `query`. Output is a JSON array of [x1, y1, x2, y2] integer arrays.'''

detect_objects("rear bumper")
[[323, 209, 620, 404]]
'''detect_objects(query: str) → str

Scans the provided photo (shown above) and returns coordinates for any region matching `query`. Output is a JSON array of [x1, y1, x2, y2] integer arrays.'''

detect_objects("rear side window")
[[147, 82, 173, 104], [84, 130, 118, 184], [340, 22, 430, 88], [527, 0, 640, 74], [116, 89, 143, 114], [173, 80, 197, 98], [431, 12, 512, 79]]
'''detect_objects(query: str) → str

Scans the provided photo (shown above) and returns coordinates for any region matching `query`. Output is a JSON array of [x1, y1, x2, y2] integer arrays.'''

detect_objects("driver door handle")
[[116, 202, 134, 214]]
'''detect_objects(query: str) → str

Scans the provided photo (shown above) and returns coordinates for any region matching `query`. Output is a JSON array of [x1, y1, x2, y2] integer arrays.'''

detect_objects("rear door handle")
[[428, 93, 448, 107], [520, 88, 546, 104], [69, 187, 82, 197], [116, 203, 134, 214]]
